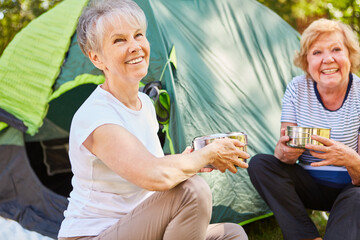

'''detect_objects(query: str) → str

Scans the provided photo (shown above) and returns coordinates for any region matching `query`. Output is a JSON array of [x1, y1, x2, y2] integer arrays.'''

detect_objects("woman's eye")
[[114, 38, 125, 44], [135, 33, 143, 38], [312, 50, 321, 55], [333, 47, 341, 52]]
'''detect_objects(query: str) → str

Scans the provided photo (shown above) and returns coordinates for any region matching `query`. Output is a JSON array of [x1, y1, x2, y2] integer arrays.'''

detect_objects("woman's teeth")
[[127, 57, 143, 64], [322, 69, 338, 74]]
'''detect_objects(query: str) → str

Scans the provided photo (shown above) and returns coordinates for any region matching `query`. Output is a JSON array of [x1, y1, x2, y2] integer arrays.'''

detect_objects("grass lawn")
[[243, 211, 328, 239]]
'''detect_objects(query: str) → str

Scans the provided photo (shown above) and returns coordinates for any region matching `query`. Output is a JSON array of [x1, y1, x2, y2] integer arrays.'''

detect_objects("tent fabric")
[[0, 128, 68, 239], [147, 0, 302, 153], [50, 74, 104, 101], [199, 170, 272, 225], [54, 33, 103, 90], [0, 108, 26, 132], [0, 126, 23, 146], [0, 0, 304, 238], [0, 0, 89, 135], [41, 138, 71, 176], [141, 0, 302, 223], [0, 122, 7, 131]]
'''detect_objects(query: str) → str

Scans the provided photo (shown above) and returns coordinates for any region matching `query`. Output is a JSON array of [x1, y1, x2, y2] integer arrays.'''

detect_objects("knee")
[[349, 187, 360, 201], [208, 223, 248, 240], [248, 153, 273, 175], [223, 223, 248, 240], [182, 174, 211, 193], [180, 175, 212, 209], [330, 186, 360, 220], [338, 186, 360, 204]]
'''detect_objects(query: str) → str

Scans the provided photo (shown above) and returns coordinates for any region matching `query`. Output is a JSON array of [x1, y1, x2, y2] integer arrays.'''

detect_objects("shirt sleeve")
[[280, 79, 298, 124], [70, 101, 125, 152]]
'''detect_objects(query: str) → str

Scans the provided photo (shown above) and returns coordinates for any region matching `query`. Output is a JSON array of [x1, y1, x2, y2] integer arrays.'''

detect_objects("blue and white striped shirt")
[[281, 73, 360, 187]]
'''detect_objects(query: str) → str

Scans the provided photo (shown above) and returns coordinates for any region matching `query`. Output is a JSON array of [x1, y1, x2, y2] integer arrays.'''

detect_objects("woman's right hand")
[[274, 127, 305, 164], [205, 138, 249, 173]]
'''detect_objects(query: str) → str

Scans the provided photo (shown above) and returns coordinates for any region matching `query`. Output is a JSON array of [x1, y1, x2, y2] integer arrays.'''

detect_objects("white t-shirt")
[[58, 85, 164, 237]]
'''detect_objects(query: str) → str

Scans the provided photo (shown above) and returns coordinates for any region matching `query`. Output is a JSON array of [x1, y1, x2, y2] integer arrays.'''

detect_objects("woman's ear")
[[88, 50, 105, 70]]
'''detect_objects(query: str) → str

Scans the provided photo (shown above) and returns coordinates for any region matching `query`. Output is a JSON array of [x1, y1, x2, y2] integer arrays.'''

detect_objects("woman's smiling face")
[[93, 16, 150, 84], [307, 31, 351, 90]]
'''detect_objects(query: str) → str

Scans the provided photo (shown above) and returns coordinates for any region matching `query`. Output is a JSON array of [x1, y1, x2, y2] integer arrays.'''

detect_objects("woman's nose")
[[129, 40, 141, 53], [322, 54, 334, 64]]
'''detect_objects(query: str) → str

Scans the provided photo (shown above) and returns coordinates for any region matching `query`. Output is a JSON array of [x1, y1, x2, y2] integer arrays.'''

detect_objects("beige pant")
[[59, 175, 247, 240]]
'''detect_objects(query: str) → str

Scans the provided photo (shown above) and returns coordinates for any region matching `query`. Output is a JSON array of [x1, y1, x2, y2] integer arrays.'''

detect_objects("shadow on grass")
[[243, 215, 282, 240], [243, 211, 327, 240]]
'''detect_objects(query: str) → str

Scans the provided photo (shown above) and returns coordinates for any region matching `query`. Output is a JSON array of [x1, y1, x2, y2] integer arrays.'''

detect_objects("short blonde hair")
[[294, 18, 360, 75]]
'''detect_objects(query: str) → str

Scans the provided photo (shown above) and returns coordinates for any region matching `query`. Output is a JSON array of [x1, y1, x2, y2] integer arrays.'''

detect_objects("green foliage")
[[2, 0, 360, 55], [0, 0, 63, 56], [327, 0, 360, 34], [256, 0, 304, 29], [257, 0, 360, 36]]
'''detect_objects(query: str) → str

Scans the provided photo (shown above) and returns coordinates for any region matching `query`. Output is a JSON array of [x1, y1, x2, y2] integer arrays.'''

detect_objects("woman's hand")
[[274, 128, 305, 164], [306, 135, 357, 167], [306, 135, 360, 186], [205, 138, 249, 174]]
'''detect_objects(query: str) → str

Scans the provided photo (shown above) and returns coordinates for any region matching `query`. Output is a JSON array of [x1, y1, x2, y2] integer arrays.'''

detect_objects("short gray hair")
[[77, 0, 147, 56]]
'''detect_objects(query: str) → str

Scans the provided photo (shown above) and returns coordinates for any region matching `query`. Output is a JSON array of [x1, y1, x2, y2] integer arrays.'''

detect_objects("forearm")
[[141, 149, 211, 191], [143, 141, 246, 191]]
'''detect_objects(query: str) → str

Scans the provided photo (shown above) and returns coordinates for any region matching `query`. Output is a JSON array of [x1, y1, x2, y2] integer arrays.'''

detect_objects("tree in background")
[[258, 0, 360, 35], [0, 0, 62, 56], [1, 0, 360, 56]]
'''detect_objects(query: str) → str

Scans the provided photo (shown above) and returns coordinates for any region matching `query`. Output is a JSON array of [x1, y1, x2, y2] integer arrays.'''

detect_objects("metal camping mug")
[[191, 132, 248, 168], [285, 126, 330, 148]]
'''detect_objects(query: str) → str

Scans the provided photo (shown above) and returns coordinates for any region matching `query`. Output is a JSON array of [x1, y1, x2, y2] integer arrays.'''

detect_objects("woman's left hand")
[[306, 135, 360, 186], [306, 135, 358, 167]]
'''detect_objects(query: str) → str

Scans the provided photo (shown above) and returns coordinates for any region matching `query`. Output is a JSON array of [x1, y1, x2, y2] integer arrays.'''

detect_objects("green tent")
[[0, 0, 302, 238]]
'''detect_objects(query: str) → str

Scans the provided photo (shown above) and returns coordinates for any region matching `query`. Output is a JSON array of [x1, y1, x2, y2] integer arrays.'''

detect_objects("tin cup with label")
[[191, 132, 248, 168], [286, 126, 330, 148]]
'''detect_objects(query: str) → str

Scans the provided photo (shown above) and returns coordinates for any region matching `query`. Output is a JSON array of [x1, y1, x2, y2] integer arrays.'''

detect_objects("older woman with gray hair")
[[248, 19, 360, 240], [57, 0, 249, 239]]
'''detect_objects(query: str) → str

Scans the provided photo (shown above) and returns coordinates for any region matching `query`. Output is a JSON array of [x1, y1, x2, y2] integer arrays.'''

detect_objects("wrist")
[[346, 151, 360, 168]]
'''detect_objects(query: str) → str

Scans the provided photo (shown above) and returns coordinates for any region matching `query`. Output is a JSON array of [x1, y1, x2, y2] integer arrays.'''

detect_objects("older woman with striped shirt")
[[248, 19, 360, 240]]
